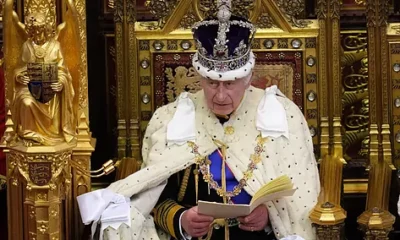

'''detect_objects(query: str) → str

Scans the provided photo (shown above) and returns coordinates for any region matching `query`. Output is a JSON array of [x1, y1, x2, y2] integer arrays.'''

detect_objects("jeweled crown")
[[191, 0, 256, 73]]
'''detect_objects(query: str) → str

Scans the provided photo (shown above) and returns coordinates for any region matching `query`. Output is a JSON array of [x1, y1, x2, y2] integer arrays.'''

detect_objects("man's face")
[[201, 74, 251, 116], [32, 25, 47, 45]]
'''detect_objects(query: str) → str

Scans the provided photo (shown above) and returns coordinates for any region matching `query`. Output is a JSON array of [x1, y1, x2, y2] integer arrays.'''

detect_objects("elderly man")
[[77, 1, 320, 239]]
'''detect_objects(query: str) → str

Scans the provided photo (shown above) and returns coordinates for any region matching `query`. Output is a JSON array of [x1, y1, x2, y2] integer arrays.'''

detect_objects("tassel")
[[194, 165, 199, 204], [199, 219, 226, 240]]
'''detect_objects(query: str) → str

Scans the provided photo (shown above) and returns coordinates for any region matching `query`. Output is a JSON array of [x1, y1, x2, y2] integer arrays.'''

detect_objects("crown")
[[191, 0, 256, 80]]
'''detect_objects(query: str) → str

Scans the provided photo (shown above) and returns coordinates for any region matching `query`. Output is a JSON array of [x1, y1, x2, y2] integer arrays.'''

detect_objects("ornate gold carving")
[[4, 4, 79, 146], [107, 0, 115, 9], [355, 0, 367, 5], [343, 96, 369, 125], [332, 27, 341, 116], [113, 0, 140, 159], [318, 18, 327, 119], [378, 1, 389, 125], [255, 12, 278, 29], [3, 1, 92, 239], [71, 112, 94, 239], [341, 32, 369, 162], [312, 2, 346, 236], [275, 0, 311, 28], [165, 66, 202, 102], [314, 223, 344, 240], [126, 0, 135, 24], [8, 149, 71, 190], [366, 0, 377, 28], [29, 162, 52, 186], [24, 0, 56, 30], [37, 221, 49, 234], [167, 40, 178, 50], [129, 28, 138, 121], [1, 110, 17, 147], [115, 24, 124, 121], [317, 0, 328, 20], [179, 7, 199, 29], [193, 0, 256, 21], [194, 0, 217, 19], [139, 40, 150, 50], [230, 0, 255, 19], [377, 0, 388, 27], [6, 143, 73, 240], [0, 0, 5, 19], [367, 36, 376, 124], [145, 0, 178, 27], [391, 25, 400, 34], [278, 39, 288, 48], [307, 73, 317, 83], [75, 0, 90, 110], [306, 38, 317, 48], [307, 109, 317, 119], [251, 39, 260, 49], [0, 174, 6, 190], [114, 0, 123, 23], [329, 0, 340, 20], [359, 2, 395, 236], [358, 209, 395, 240], [141, 111, 152, 121], [140, 76, 151, 86], [343, 34, 368, 51]]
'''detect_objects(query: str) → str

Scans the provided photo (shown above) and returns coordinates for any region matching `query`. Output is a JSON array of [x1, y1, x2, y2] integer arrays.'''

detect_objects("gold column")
[[3, 0, 93, 238], [388, 25, 400, 168], [3, 110, 74, 240], [5, 115, 74, 240], [70, 112, 95, 239], [115, 0, 141, 164], [2, 112, 23, 240], [310, 0, 347, 238], [357, 0, 396, 238]]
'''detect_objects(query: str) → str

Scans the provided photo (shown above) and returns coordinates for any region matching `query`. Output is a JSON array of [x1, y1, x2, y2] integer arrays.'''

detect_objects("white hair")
[[242, 72, 253, 85]]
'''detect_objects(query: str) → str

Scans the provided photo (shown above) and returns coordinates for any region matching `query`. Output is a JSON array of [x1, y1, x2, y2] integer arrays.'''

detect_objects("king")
[[77, 0, 320, 239]]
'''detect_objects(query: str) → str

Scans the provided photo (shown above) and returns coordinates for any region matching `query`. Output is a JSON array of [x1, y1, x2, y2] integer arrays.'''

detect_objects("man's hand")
[[16, 72, 30, 85], [181, 206, 214, 237], [237, 204, 269, 232], [51, 82, 63, 92]]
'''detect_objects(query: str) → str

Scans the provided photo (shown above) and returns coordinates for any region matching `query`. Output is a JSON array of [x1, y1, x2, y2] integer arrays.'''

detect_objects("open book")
[[198, 175, 296, 218]]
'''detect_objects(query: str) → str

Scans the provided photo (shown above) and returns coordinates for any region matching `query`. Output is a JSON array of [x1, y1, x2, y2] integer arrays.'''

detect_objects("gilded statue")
[[3, 0, 81, 146]]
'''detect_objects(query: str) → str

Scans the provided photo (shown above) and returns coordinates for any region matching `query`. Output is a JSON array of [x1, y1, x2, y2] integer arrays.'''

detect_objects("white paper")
[[198, 188, 296, 218]]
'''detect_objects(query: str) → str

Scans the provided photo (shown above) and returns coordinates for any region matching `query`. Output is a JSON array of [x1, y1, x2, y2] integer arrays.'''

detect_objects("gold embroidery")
[[177, 165, 192, 202], [224, 126, 235, 135], [153, 199, 184, 239]]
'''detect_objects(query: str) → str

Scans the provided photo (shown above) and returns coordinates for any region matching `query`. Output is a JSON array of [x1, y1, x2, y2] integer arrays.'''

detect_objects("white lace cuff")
[[179, 210, 192, 240]]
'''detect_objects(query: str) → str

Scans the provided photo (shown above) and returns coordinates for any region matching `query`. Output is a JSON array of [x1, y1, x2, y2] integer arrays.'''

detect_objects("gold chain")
[[188, 135, 267, 202]]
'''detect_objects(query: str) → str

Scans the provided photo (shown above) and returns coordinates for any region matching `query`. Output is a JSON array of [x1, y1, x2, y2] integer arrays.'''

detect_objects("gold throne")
[[1, 0, 400, 239], [2, 0, 94, 239], [110, 0, 399, 239]]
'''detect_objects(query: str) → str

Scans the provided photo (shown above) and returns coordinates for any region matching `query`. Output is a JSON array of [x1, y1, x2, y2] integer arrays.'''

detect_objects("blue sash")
[[209, 150, 252, 204]]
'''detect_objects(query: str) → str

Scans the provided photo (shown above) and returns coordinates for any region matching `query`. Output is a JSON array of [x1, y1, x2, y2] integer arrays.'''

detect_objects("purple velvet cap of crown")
[[193, 16, 253, 58], [191, 15, 256, 81]]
